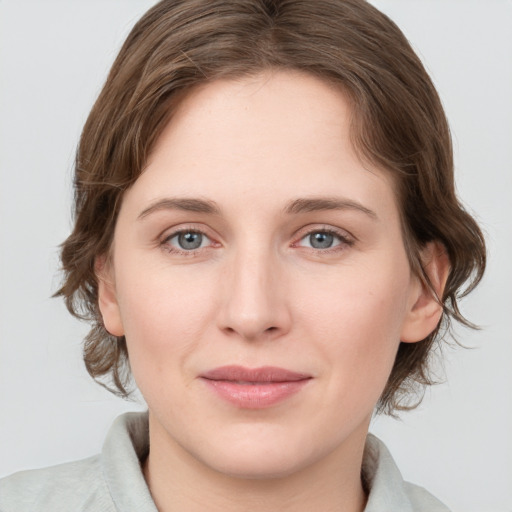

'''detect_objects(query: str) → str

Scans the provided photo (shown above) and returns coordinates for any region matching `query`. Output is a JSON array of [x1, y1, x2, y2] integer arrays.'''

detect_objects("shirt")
[[0, 412, 450, 511]]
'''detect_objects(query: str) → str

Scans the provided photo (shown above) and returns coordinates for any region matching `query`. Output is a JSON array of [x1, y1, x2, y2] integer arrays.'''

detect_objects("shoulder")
[[0, 455, 115, 512], [363, 434, 451, 512], [402, 481, 451, 512], [0, 412, 153, 512]]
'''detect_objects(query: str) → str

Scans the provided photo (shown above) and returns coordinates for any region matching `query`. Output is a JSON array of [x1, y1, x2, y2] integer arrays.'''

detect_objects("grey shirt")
[[0, 412, 450, 511]]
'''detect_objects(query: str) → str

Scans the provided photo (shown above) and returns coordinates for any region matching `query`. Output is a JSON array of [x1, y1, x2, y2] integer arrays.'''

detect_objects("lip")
[[199, 365, 312, 409]]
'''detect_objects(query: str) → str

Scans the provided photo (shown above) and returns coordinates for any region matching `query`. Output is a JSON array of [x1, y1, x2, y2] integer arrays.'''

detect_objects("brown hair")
[[57, 0, 486, 414]]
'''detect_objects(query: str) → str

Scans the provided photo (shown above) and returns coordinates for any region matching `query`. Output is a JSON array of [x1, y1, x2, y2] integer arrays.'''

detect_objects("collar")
[[101, 412, 449, 512]]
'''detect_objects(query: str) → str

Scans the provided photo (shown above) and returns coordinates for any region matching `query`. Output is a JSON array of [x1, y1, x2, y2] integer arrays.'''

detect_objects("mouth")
[[199, 366, 312, 409]]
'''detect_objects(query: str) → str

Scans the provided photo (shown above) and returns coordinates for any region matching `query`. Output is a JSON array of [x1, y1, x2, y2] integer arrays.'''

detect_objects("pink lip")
[[200, 366, 311, 409]]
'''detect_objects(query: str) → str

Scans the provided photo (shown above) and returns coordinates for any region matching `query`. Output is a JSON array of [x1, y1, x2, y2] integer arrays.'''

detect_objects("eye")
[[304, 231, 338, 249], [164, 230, 212, 252], [295, 228, 353, 251]]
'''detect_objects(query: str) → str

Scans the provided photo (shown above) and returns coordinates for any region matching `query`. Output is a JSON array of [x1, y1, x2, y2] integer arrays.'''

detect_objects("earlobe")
[[96, 255, 124, 337], [400, 242, 450, 343]]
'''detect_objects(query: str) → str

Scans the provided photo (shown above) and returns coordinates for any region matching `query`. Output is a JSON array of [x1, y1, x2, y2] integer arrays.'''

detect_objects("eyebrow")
[[137, 196, 377, 220], [284, 197, 378, 219], [138, 198, 221, 219]]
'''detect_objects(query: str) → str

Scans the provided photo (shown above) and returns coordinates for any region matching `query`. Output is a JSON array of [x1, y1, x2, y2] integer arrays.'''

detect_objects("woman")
[[0, 1, 486, 511]]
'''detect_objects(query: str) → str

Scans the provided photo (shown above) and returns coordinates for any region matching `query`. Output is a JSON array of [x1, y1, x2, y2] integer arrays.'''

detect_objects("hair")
[[56, 0, 486, 415]]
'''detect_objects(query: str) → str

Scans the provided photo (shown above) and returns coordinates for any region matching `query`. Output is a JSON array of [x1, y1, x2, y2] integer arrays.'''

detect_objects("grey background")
[[1, 1, 511, 511]]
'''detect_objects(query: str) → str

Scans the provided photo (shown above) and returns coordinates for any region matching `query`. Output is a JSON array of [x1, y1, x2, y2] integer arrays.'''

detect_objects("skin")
[[98, 70, 447, 512]]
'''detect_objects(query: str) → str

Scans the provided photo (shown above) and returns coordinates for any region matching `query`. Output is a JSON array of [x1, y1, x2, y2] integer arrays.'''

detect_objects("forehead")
[[150, 70, 353, 166], [126, 70, 397, 222]]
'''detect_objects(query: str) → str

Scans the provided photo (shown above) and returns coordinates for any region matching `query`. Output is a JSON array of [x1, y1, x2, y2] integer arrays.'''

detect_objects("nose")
[[217, 246, 292, 342]]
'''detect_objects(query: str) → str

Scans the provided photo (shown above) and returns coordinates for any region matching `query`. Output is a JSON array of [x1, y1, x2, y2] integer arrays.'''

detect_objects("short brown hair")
[[57, 0, 486, 414]]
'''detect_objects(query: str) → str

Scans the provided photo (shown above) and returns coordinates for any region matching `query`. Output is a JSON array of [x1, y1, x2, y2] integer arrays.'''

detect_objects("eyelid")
[[159, 222, 215, 241], [291, 225, 356, 251], [159, 224, 220, 255], [157, 223, 355, 256]]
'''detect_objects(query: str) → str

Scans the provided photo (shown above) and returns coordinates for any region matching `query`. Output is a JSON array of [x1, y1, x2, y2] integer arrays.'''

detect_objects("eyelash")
[[292, 227, 355, 254], [160, 226, 355, 256], [160, 227, 219, 257]]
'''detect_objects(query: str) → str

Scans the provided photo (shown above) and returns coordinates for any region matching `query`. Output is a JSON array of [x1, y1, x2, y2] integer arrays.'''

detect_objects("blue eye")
[[298, 230, 348, 250], [307, 232, 337, 249], [166, 231, 211, 251]]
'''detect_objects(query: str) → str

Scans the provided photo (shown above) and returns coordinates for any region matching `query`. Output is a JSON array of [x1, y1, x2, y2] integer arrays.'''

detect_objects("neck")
[[143, 415, 369, 512]]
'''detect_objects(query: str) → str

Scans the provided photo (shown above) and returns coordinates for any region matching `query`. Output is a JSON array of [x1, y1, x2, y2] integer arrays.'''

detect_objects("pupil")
[[179, 232, 202, 250], [310, 232, 334, 249]]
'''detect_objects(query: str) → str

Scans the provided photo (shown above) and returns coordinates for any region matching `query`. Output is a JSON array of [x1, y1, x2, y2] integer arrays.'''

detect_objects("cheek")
[[298, 263, 410, 396], [300, 260, 410, 335], [114, 261, 219, 374]]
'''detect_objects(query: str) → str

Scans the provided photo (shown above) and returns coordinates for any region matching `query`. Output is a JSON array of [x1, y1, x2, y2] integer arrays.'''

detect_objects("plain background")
[[0, 1, 511, 511]]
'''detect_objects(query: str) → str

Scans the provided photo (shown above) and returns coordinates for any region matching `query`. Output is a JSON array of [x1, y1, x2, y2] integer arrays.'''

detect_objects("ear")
[[96, 255, 124, 337], [400, 242, 450, 343]]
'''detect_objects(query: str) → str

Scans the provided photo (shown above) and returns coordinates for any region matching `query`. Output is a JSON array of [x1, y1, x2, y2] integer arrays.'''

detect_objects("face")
[[98, 70, 435, 479]]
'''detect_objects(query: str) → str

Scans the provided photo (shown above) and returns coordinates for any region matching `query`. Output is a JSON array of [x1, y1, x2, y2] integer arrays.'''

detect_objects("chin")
[[205, 449, 311, 480], [191, 426, 327, 480]]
